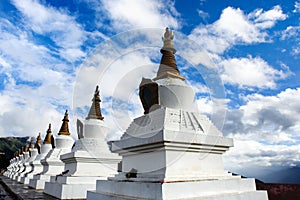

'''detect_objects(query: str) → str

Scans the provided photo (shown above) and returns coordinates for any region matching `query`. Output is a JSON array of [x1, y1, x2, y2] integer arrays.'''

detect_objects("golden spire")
[[23, 145, 29, 152], [43, 124, 52, 144], [86, 85, 104, 120], [58, 110, 70, 136], [34, 133, 41, 154], [34, 133, 41, 148], [29, 138, 34, 149], [154, 27, 185, 81]]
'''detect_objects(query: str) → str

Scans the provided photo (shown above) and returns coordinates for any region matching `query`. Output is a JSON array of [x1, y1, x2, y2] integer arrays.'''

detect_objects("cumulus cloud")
[[224, 139, 300, 172], [226, 88, 300, 137], [281, 26, 300, 55], [223, 88, 300, 175], [0, 2, 82, 139], [83, 0, 180, 31], [248, 5, 287, 29], [11, 0, 86, 62], [294, 1, 300, 13], [281, 26, 300, 40], [219, 56, 292, 89], [189, 6, 287, 54]]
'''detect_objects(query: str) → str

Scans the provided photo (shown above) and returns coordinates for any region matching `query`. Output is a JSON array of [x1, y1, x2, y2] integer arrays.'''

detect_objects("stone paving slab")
[[0, 176, 58, 200]]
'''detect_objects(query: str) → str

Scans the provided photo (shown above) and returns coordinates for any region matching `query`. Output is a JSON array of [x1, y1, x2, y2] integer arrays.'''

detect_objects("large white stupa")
[[87, 28, 268, 200]]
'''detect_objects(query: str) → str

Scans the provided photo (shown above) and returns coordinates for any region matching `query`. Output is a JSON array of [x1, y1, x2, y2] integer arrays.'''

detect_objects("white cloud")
[[224, 139, 300, 171], [197, 10, 209, 21], [88, 0, 180, 31], [281, 26, 300, 40], [223, 88, 300, 173], [12, 0, 86, 62], [224, 88, 300, 143], [219, 56, 292, 89], [189, 6, 287, 54], [292, 47, 300, 55], [0, 17, 77, 139], [281, 25, 300, 56], [294, 1, 300, 13], [249, 5, 287, 29]]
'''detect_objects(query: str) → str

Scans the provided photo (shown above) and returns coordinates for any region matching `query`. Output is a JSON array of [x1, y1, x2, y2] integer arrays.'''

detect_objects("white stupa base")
[[43, 150, 120, 199], [87, 177, 268, 200], [19, 162, 43, 183], [28, 162, 65, 189], [43, 118, 121, 199], [13, 166, 24, 181], [17, 166, 31, 183], [60, 150, 120, 177], [16, 174, 23, 182], [20, 174, 34, 184], [29, 174, 51, 189], [28, 148, 71, 189], [44, 176, 106, 199]]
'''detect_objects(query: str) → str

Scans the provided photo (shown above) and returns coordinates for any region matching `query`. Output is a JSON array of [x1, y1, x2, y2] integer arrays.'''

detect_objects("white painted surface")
[[29, 135, 74, 189], [44, 118, 120, 199]]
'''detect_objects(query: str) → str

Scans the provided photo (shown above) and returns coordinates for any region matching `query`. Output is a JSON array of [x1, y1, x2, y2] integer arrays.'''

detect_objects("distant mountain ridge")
[[0, 137, 29, 171], [251, 167, 300, 184]]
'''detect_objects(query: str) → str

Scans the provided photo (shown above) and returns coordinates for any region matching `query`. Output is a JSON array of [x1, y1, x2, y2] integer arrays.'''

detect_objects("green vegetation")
[[0, 137, 29, 171]]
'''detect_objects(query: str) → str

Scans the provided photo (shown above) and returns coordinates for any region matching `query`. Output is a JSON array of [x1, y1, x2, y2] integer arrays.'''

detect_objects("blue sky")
[[0, 0, 299, 182]]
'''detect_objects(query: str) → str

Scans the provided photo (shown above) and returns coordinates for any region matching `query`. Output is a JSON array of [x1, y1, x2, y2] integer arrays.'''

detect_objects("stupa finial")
[[154, 27, 185, 81], [86, 85, 104, 120], [162, 27, 176, 53], [35, 133, 41, 147], [34, 133, 41, 154], [29, 138, 34, 149], [43, 124, 52, 144], [58, 110, 70, 136], [23, 145, 29, 152]]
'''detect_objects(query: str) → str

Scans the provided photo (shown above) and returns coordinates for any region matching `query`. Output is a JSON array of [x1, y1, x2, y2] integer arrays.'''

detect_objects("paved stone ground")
[[0, 176, 58, 200], [0, 179, 14, 200]]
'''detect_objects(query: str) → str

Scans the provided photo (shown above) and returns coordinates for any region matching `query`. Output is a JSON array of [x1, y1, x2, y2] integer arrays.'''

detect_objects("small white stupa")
[[15, 145, 30, 182], [10, 149, 22, 180], [29, 110, 75, 189], [44, 86, 120, 199], [20, 125, 53, 184], [87, 28, 268, 200], [19, 138, 39, 183]]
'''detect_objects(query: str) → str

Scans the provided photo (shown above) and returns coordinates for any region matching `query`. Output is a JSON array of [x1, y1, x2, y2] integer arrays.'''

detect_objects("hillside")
[[0, 137, 29, 171]]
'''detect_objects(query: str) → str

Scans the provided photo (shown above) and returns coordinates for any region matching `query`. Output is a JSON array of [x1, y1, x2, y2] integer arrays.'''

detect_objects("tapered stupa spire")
[[154, 27, 185, 81], [86, 85, 104, 120], [34, 133, 41, 154], [58, 110, 70, 136], [34, 133, 41, 148], [23, 145, 29, 152], [29, 138, 34, 149], [43, 124, 52, 144]]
